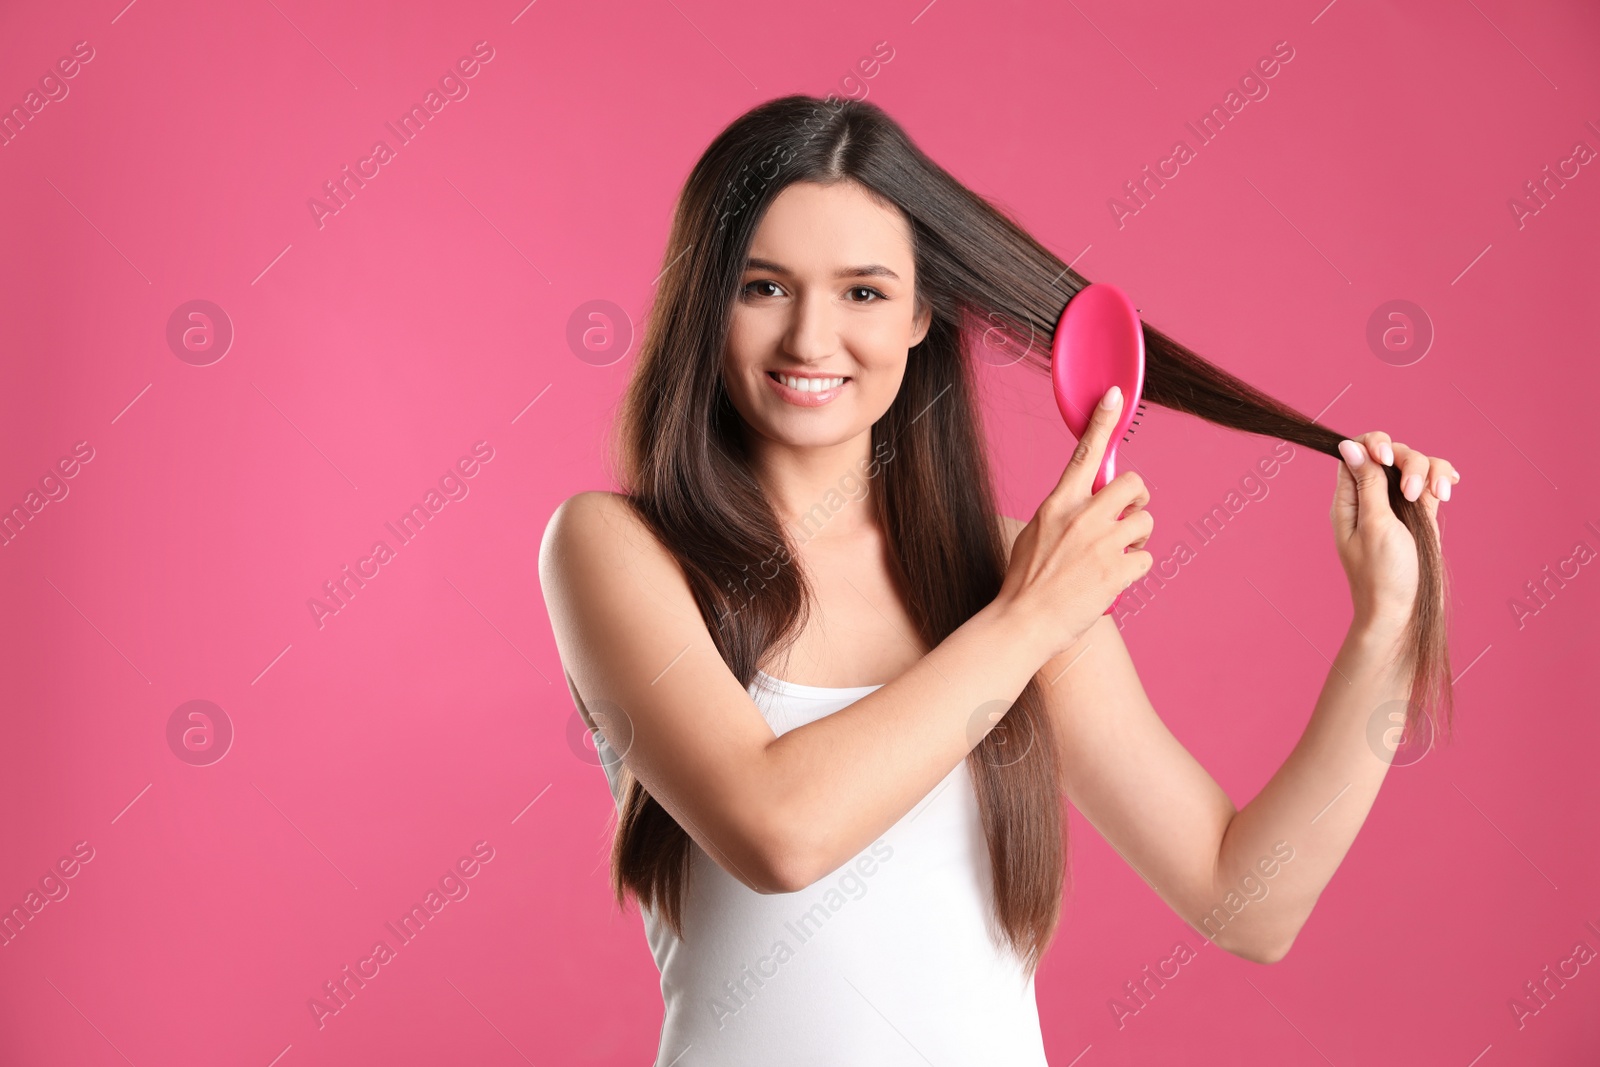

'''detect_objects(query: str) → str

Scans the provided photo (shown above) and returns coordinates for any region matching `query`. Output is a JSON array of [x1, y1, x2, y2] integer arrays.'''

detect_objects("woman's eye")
[[743, 280, 782, 298], [848, 286, 885, 303]]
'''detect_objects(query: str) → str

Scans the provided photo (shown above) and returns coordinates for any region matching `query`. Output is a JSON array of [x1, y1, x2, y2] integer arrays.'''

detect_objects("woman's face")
[[722, 180, 932, 449]]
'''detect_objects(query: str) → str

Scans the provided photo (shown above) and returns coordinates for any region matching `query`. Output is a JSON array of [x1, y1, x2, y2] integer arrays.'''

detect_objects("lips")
[[764, 370, 851, 407]]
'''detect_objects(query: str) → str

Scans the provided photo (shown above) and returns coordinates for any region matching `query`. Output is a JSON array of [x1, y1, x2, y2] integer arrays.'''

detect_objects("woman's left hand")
[[1331, 431, 1459, 634]]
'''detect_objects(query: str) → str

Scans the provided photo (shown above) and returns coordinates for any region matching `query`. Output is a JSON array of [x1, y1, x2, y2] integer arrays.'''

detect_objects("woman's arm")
[[539, 392, 1145, 896], [1007, 430, 1458, 964], [1025, 606, 1407, 965]]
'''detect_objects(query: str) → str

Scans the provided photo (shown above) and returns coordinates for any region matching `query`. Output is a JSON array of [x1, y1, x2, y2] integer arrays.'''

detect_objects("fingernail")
[[1402, 474, 1422, 501], [1102, 386, 1123, 410], [1337, 440, 1365, 468], [1435, 477, 1451, 501], [1379, 443, 1394, 466]]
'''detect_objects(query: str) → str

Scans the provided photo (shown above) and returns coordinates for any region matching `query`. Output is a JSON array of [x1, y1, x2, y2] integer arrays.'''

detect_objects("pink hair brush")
[[1050, 281, 1147, 614]]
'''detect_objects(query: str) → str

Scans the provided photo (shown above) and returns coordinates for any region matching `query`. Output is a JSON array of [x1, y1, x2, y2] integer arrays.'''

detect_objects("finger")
[[1090, 469, 1149, 521], [1427, 455, 1457, 502], [1356, 430, 1395, 467], [1331, 447, 1359, 541], [1052, 386, 1124, 501], [1337, 438, 1391, 530], [1393, 444, 1431, 502], [1123, 507, 1155, 550]]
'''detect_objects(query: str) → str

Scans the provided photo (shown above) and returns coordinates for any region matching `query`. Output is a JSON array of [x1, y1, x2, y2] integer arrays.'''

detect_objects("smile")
[[765, 371, 851, 407]]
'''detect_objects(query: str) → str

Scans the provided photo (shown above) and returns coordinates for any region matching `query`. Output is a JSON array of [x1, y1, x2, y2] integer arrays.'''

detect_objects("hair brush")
[[1050, 281, 1147, 614]]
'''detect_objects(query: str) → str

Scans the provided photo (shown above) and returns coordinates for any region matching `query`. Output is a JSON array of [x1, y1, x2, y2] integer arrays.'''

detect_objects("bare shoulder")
[[541, 490, 669, 574], [538, 489, 700, 662]]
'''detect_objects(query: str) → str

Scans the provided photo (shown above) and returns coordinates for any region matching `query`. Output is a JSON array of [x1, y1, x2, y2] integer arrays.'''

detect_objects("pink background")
[[1, 0, 1596, 1063]]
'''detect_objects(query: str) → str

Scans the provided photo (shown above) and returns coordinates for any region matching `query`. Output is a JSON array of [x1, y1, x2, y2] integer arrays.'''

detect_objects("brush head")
[[1050, 282, 1146, 494]]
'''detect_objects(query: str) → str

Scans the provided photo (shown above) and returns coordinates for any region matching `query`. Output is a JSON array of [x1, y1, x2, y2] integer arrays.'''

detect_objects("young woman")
[[539, 95, 1459, 1065]]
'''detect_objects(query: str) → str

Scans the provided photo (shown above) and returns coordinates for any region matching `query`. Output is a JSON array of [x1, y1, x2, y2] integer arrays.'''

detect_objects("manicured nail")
[[1102, 386, 1123, 410], [1435, 477, 1451, 501], [1379, 443, 1394, 466], [1402, 474, 1422, 501], [1337, 440, 1365, 468]]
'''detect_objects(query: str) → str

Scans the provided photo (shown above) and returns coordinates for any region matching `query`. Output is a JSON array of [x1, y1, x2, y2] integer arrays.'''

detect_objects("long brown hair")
[[602, 94, 1452, 976]]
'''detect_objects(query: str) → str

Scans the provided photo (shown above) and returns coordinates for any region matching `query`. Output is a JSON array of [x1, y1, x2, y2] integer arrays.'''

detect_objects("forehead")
[[746, 181, 914, 272]]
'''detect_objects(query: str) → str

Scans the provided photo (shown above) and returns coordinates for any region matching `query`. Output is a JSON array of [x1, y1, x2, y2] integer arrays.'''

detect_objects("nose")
[[781, 288, 839, 364]]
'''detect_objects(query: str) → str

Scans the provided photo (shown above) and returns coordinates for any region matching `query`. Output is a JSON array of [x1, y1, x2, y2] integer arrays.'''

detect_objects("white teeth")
[[777, 374, 845, 392]]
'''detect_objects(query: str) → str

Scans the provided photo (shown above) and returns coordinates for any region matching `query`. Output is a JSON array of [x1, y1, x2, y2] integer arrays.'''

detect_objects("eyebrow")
[[743, 257, 902, 281]]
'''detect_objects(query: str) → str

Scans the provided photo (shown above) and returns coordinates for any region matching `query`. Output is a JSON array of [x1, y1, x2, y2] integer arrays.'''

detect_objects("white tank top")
[[591, 668, 1052, 1066]]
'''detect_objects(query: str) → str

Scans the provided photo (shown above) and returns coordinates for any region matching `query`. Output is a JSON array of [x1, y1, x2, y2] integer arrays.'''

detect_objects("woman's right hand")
[[995, 386, 1154, 662]]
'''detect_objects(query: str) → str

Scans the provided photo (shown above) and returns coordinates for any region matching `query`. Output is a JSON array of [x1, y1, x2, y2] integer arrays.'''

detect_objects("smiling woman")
[[538, 94, 1459, 1064]]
